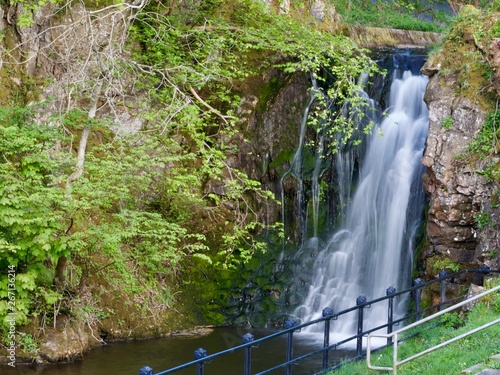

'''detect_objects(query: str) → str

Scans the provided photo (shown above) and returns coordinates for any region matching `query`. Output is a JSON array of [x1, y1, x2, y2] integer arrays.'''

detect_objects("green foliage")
[[132, 0, 379, 153], [433, 258, 460, 273], [438, 3, 498, 105], [491, 0, 500, 12], [438, 311, 465, 329], [492, 19, 500, 38], [0, 103, 223, 333], [8, 0, 63, 27], [0, 105, 69, 328], [474, 210, 492, 229], [441, 116, 453, 129], [468, 108, 500, 158], [331, 0, 449, 31], [9, 0, 121, 26], [484, 278, 500, 313], [17, 333, 38, 354]]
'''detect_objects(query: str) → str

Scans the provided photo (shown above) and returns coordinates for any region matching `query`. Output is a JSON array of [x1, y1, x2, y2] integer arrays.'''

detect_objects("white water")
[[294, 70, 429, 341]]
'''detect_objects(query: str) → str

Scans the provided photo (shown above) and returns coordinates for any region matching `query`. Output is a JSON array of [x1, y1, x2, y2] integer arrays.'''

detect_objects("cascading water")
[[280, 76, 330, 244], [293, 55, 429, 341], [279, 90, 316, 246]]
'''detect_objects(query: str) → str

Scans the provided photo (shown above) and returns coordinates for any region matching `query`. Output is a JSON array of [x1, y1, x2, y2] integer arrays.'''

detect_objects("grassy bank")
[[331, 0, 452, 31], [328, 284, 500, 374]]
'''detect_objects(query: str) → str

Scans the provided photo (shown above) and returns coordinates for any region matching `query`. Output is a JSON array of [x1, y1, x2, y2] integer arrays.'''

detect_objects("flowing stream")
[[294, 59, 429, 340]]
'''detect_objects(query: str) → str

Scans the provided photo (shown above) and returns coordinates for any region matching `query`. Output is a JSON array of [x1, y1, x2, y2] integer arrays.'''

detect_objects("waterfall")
[[279, 90, 315, 246], [311, 132, 325, 237], [293, 59, 429, 340], [280, 76, 327, 245]]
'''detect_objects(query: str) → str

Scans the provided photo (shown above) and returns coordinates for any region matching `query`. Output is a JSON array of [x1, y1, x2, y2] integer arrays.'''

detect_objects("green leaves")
[[0, 106, 69, 329], [332, 0, 447, 31]]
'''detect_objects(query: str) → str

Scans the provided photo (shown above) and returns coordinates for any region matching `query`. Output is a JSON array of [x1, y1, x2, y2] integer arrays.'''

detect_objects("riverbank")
[[0, 325, 214, 366]]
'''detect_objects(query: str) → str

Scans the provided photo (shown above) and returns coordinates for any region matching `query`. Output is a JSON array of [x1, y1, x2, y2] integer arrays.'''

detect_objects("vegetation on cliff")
[[0, 0, 379, 357], [424, 1, 500, 257]]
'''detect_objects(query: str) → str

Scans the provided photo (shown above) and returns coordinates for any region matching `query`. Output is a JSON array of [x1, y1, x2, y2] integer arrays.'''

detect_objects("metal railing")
[[139, 267, 499, 375], [366, 283, 500, 375]]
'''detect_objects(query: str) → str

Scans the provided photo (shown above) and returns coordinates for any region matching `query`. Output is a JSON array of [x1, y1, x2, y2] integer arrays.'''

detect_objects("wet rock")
[[169, 326, 214, 337]]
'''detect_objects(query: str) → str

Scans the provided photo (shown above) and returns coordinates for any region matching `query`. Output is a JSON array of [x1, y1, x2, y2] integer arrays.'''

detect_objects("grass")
[[330, 0, 452, 32], [327, 288, 500, 375]]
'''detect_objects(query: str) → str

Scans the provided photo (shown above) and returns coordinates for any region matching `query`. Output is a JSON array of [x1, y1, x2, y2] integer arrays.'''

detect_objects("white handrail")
[[366, 284, 500, 375]]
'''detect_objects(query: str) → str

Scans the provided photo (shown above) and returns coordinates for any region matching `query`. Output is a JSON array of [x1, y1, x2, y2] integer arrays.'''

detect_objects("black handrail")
[[139, 267, 500, 375]]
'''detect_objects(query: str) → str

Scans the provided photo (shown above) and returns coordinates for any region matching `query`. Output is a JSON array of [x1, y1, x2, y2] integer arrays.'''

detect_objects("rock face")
[[421, 74, 487, 268], [231, 70, 313, 243], [419, 7, 500, 278]]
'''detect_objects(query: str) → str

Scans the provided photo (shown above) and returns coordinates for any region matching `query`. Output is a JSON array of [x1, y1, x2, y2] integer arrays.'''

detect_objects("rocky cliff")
[[420, 6, 500, 281]]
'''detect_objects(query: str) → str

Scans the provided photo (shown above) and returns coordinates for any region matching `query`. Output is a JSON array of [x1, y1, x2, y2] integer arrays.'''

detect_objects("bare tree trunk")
[[66, 80, 103, 196], [60, 80, 104, 290], [54, 256, 68, 292], [66, 126, 91, 192]]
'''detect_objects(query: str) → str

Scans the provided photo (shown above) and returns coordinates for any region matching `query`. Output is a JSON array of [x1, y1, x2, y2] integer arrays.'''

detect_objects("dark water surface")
[[2, 328, 355, 375]]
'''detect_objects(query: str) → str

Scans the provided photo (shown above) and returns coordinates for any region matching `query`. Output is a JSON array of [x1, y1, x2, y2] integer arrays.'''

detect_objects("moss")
[[269, 149, 295, 170], [486, 161, 500, 183], [81, 0, 117, 8], [438, 5, 500, 111], [256, 76, 285, 113], [492, 189, 500, 206], [0, 24, 49, 106], [0, 27, 26, 105], [180, 228, 292, 328]]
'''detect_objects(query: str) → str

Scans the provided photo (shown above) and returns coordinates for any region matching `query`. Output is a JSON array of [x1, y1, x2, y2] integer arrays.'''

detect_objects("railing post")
[[194, 348, 207, 375], [242, 333, 254, 375], [386, 286, 396, 346], [356, 295, 367, 357], [414, 278, 424, 321], [139, 366, 153, 375], [480, 264, 491, 274], [284, 319, 296, 375], [475, 264, 491, 285], [322, 307, 334, 370], [439, 270, 447, 311]]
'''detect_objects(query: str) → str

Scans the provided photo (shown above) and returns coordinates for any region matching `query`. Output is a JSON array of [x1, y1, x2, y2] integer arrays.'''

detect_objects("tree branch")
[[189, 86, 236, 124]]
